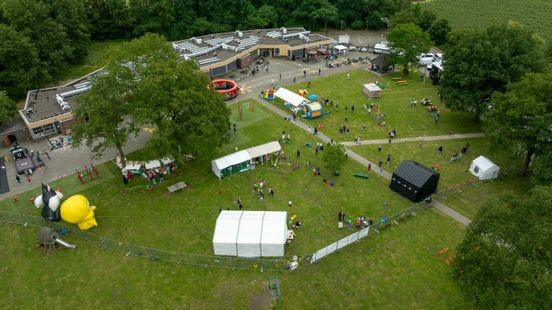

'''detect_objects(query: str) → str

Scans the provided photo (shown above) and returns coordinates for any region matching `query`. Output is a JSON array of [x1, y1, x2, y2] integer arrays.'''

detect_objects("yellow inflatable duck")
[[60, 194, 98, 230]]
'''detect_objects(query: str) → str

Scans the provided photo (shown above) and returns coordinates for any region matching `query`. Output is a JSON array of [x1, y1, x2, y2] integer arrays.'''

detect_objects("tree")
[[312, 0, 338, 35], [322, 143, 348, 175], [440, 24, 545, 120], [428, 18, 451, 45], [0, 91, 17, 124], [452, 185, 552, 308], [0, 24, 44, 97], [530, 146, 552, 185], [72, 62, 139, 168], [484, 70, 552, 176], [387, 23, 431, 75]]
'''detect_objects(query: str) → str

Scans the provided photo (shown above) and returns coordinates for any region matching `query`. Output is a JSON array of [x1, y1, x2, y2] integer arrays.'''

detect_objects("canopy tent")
[[160, 157, 174, 165], [390, 161, 440, 202], [247, 141, 281, 163], [212, 211, 243, 256], [469, 156, 500, 180], [145, 160, 161, 170], [274, 88, 309, 107], [211, 150, 251, 179], [363, 83, 382, 98], [333, 45, 348, 54], [260, 211, 288, 257], [212, 211, 288, 257]]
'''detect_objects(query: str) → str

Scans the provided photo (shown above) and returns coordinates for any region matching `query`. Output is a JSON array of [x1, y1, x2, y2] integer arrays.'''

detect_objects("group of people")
[[449, 143, 470, 163], [253, 179, 274, 201], [75, 163, 100, 185], [338, 210, 374, 229]]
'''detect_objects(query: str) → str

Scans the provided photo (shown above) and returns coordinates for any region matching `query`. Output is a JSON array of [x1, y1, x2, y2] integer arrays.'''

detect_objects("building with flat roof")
[[13, 28, 333, 141], [172, 27, 334, 77]]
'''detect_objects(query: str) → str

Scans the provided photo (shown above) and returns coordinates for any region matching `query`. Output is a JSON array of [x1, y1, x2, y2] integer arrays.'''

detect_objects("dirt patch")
[[249, 287, 273, 310]]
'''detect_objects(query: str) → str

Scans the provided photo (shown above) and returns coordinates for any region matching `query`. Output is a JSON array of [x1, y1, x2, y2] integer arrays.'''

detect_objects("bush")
[[351, 20, 364, 30]]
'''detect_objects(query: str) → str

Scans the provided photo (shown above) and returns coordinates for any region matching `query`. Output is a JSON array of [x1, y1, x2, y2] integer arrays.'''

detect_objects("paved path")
[[253, 97, 472, 226], [341, 133, 485, 146]]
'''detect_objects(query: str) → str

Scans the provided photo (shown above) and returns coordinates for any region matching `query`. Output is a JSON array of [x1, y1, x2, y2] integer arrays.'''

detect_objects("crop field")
[[423, 0, 552, 41]]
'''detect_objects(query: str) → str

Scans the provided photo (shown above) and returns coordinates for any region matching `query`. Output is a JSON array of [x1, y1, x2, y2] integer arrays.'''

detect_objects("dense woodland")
[[0, 0, 414, 99]]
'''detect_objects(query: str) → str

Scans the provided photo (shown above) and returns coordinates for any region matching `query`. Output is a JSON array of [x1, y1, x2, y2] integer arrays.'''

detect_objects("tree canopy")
[[440, 23, 545, 120], [484, 69, 552, 175], [322, 143, 348, 175], [73, 34, 230, 166], [452, 185, 552, 308], [0, 90, 17, 124], [387, 23, 431, 75]]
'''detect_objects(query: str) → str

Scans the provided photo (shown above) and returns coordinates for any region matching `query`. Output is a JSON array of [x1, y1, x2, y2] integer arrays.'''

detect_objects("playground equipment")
[[34, 184, 64, 222], [261, 87, 276, 101], [209, 79, 240, 100], [38, 226, 76, 249], [60, 194, 98, 230], [302, 102, 323, 119], [298, 89, 308, 97]]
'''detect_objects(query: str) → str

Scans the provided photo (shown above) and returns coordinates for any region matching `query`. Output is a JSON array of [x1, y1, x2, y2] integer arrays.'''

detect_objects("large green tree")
[[428, 18, 451, 45], [440, 23, 545, 120], [484, 69, 552, 176], [322, 143, 348, 175], [387, 23, 431, 75], [0, 90, 17, 124], [452, 185, 552, 308], [72, 62, 139, 167]]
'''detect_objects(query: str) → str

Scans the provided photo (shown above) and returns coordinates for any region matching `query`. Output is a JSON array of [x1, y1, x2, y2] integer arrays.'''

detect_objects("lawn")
[[423, 0, 552, 42], [0, 100, 470, 308], [55, 40, 128, 84], [267, 68, 481, 142], [350, 138, 530, 218]]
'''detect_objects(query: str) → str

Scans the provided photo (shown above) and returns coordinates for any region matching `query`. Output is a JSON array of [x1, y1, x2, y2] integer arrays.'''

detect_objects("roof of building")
[[20, 69, 106, 124], [172, 27, 334, 68], [393, 160, 439, 188]]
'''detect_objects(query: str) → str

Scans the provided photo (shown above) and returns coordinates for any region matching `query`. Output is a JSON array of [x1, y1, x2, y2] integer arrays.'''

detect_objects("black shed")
[[389, 161, 439, 202]]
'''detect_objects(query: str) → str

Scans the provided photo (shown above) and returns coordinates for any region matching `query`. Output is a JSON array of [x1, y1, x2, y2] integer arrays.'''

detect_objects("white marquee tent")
[[274, 87, 309, 107], [212, 211, 288, 257], [211, 150, 251, 179], [469, 156, 500, 180], [246, 141, 281, 164]]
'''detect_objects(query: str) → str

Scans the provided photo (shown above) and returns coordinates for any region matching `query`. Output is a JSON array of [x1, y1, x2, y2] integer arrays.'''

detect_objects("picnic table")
[[167, 181, 188, 193]]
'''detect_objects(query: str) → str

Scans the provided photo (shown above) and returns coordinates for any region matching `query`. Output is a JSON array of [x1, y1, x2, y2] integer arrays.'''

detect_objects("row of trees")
[[73, 34, 231, 167]]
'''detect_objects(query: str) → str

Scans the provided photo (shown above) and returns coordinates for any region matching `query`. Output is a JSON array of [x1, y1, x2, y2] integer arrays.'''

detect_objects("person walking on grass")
[[386, 153, 391, 166], [378, 160, 383, 172], [438, 146, 443, 155]]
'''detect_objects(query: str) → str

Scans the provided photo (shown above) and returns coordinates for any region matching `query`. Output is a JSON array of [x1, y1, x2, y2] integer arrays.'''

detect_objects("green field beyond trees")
[[423, 0, 552, 41]]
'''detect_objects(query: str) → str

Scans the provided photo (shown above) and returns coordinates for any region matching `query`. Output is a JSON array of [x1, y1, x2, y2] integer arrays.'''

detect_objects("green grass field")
[[423, 0, 552, 41], [269, 68, 480, 142], [0, 69, 529, 307]]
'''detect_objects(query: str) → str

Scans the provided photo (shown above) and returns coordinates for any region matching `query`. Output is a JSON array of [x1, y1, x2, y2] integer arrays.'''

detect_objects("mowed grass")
[[269, 68, 480, 141], [351, 138, 530, 218], [424, 0, 552, 42], [56, 40, 128, 83], [0, 100, 469, 308]]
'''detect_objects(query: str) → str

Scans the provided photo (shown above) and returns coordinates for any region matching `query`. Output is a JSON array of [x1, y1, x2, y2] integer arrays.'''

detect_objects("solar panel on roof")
[[198, 57, 220, 65]]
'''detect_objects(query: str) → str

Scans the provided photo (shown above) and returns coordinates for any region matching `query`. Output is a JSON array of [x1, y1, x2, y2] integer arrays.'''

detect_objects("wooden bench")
[[167, 181, 188, 193], [396, 80, 408, 86], [353, 173, 369, 179]]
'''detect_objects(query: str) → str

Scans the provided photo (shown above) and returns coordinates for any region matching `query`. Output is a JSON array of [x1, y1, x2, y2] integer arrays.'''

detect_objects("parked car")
[[9, 143, 36, 174]]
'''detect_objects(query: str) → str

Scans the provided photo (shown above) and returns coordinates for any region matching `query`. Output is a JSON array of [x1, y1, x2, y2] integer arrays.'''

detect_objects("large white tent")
[[211, 150, 251, 179], [274, 87, 309, 107], [469, 156, 500, 180], [212, 211, 288, 257]]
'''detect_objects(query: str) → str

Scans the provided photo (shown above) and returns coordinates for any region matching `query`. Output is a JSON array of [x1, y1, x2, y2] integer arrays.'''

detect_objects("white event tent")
[[246, 141, 281, 164], [212, 211, 288, 257], [469, 156, 500, 180], [274, 87, 309, 107], [211, 150, 251, 179]]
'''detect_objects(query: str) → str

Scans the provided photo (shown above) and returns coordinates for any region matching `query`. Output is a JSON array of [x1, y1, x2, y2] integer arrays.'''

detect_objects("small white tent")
[[247, 141, 281, 164], [261, 211, 288, 257], [469, 156, 500, 180], [236, 211, 265, 257], [212, 211, 288, 257], [212, 211, 243, 256]]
